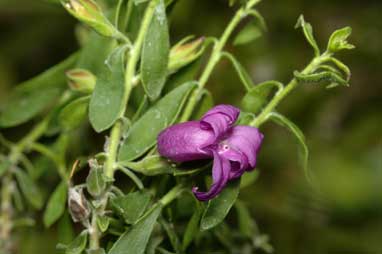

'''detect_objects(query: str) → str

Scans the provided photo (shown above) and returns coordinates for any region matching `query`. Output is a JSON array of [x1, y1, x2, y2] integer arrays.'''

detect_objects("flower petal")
[[192, 151, 230, 201], [157, 121, 215, 162], [217, 144, 249, 179], [200, 104, 240, 138], [224, 126, 263, 169]]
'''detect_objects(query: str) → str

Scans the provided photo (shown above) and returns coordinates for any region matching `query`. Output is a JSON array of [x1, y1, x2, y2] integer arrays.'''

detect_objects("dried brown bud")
[[68, 187, 90, 222]]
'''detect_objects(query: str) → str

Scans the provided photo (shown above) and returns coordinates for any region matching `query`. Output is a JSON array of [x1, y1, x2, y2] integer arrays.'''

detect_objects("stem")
[[89, 213, 100, 250], [104, 0, 159, 179], [250, 53, 331, 127], [180, 6, 248, 122], [159, 184, 185, 206], [104, 120, 122, 179], [0, 173, 13, 254]]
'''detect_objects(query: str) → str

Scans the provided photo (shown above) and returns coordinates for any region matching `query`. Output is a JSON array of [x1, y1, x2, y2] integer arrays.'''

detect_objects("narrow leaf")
[[267, 112, 310, 181], [89, 46, 126, 132], [294, 70, 348, 88], [0, 53, 77, 128], [141, 0, 170, 100], [108, 204, 162, 254], [118, 82, 197, 162], [14, 168, 44, 209], [86, 167, 106, 197], [200, 179, 240, 231], [295, 15, 320, 56], [221, 52, 255, 91], [43, 181, 68, 227], [182, 202, 202, 250]]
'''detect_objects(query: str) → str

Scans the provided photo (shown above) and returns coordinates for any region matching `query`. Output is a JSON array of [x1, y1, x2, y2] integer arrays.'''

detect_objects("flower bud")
[[62, 0, 116, 37], [168, 36, 205, 74], [66, 68, 96, 93], [68, 187, 90, 222]]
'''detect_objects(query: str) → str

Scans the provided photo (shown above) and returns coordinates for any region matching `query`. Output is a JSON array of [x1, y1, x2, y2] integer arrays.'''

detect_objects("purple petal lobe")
[[200, 104, 240, 138], [223, 126, 263, 169], [157, 121, 215, 162], [217, 143, 249, 179], [192, 151, 230, 201]]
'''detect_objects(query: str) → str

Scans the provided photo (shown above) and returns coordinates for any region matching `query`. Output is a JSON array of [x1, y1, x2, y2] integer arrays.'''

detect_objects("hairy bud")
[[68, 187, 90, 222], [66, 68, 96, 93]]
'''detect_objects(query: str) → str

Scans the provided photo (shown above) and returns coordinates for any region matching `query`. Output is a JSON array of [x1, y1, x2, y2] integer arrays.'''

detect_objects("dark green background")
[[0, 0, 381, 253]]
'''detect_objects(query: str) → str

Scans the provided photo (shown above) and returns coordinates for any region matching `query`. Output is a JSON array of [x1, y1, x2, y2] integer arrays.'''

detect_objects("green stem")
[[104, 120, 122, 179], [180, 6, 248, 122], [0, 173, 13, 254], [159, 184, 185, 206], [89, 213, 100, 250], [250, 53, 331, 127], [104, 0, 159, 179]]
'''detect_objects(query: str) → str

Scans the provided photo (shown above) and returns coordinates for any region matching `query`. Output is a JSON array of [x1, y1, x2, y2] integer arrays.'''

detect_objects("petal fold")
[[200, 104, 240, 138]]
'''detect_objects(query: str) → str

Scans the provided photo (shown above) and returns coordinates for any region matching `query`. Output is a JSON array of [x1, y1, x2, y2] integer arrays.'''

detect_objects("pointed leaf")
[[294, 70, 348, 88], [141, 0, 170, 100], [267, 112, 310, 181], [0, 53, 77, 128], [233, 23, 262, 46], [327, 26, 355, 53], [118, 81, 197, 162], [108, 204, 162, 254], [43, 181, 68, 227], [89, 46, 126, 132], [200, 179, 240, 231], [221, 52, 254, 91], [86, 167, 106, 197], [295, 15, 320, 56], [182, 202, 202, 250]]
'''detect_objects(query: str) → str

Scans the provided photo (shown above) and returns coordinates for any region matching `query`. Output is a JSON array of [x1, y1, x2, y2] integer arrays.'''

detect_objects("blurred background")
[[0, 0, 381, 253]]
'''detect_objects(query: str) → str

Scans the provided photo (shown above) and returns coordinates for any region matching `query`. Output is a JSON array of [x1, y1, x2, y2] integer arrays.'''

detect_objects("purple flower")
[[157, 105, 263, 201]]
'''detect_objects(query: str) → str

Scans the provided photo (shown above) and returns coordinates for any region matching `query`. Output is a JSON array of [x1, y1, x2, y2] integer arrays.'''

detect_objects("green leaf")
[[267, 112, 310, 181], [86, 167, 106, 197], [141, 0, 170, 100], [200, 179, 241, 231], [327, 57, 351, 80], [89, 45, 126, 132], [0, 53, 77, 128], [65, 230, 88, 254], [241, 80, 283, 114], [97, 216, 110, 232], [0, 157, 11, 177], [58, 211, 75, 245], [233, 24, 262, 46], [235, 200, 257, 238], [327, 26, 355, 53], [14, 168, 44, 209], [111, 191, 151, 224], [295, 15, 320, 57], [59, 96, 90, 131], [43, 181, 68, 227], [182, 202, 202, 251], [294, 70, 348, 88], [108, 204, 162, 254], [221, 52, 255, 91], [118, 81, 197, 162]]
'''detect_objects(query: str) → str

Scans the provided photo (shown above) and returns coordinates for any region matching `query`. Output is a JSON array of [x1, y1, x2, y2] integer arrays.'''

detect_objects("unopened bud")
[[66, 68, 96, 93], [62, 0, 116, 37], [168, 36, 205, 74], [68, 187, 90, 222]]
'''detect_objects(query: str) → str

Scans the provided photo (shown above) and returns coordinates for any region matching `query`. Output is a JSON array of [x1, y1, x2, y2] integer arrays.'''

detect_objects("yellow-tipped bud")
[[62, 0, 115, 37], [66, 68, 96, 93], [168, 36, 205, 74]]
